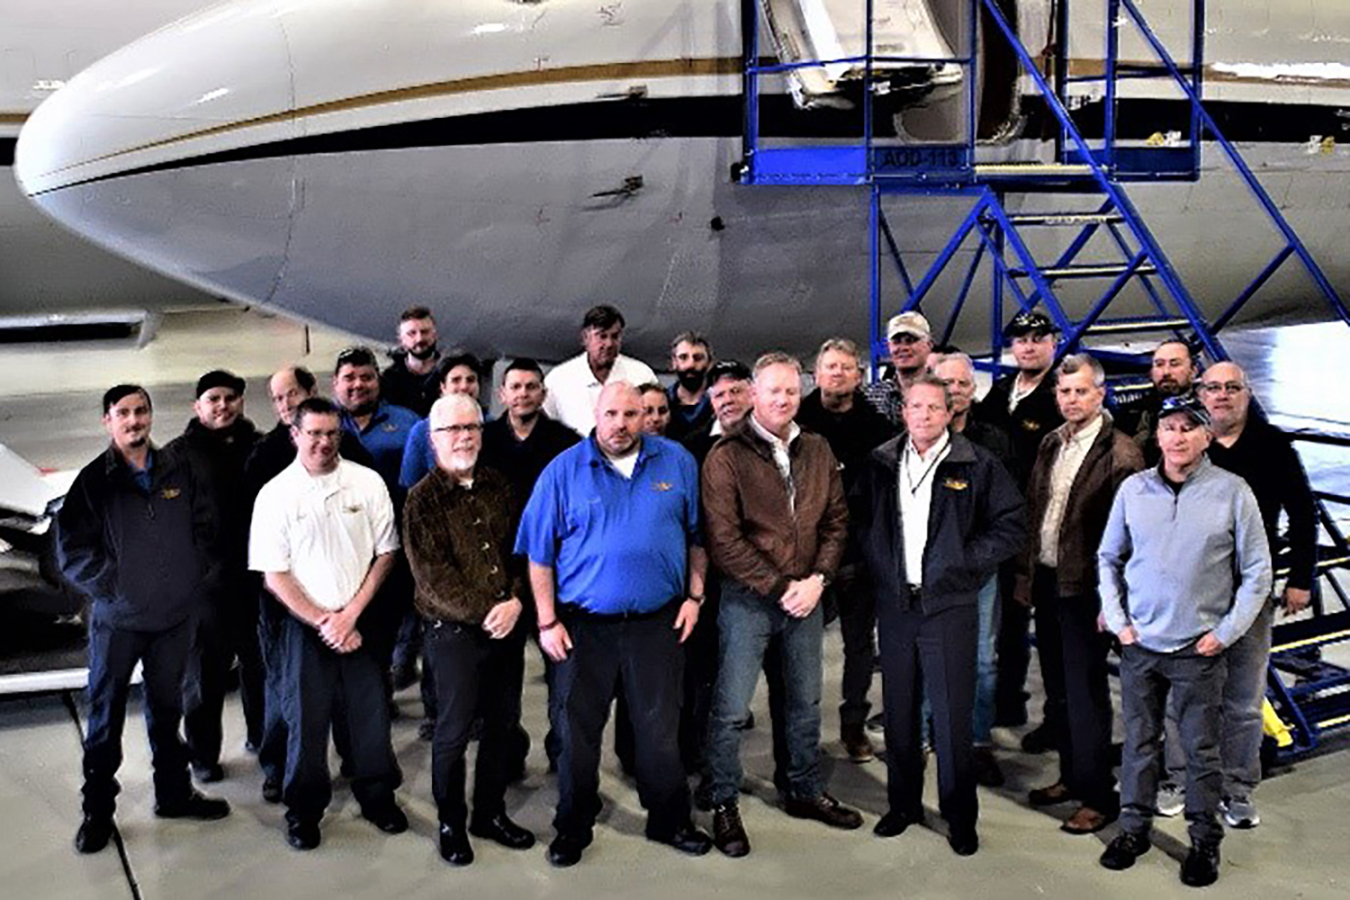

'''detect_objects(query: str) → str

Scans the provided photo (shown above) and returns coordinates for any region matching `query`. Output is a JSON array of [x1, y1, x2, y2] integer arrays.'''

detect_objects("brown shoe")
[[783, 793, 864, 830], [1061, 805, 1116, 835], [841, 725, 876, 763], [712, 803, 751, 858], [1028, 781, 1074, 807]]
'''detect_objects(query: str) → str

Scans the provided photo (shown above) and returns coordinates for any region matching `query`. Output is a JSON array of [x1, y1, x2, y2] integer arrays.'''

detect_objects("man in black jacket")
[[853, 374, 1025, 856], [797, 338, 895, 763], [59, 385, 231, 855], [171, 370, 264, 784], [976, 311, 1064, 738], [381, 305, 442, 416]]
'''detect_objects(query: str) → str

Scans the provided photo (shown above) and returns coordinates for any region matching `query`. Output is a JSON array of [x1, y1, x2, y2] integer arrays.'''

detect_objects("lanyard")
[[903, 443, 947, 497]]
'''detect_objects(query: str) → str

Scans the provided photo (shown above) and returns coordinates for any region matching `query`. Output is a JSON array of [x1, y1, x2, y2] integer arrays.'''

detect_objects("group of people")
[[56, 301, 1314, 889]]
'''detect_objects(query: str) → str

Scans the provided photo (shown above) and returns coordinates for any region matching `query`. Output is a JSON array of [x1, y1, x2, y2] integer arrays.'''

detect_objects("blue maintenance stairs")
[[736, 0, 1350, 759]]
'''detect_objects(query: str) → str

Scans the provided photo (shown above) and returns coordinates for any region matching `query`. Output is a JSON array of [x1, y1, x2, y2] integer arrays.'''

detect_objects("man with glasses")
[[863, 311, 935, 425], [404, 394, 535, 866], [1152, 362, 1316, 829]]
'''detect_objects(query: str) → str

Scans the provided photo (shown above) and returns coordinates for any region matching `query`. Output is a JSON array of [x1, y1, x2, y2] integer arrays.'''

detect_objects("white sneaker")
[[1155, 784, 1185, 817], [1221, 797, 1260, 829]]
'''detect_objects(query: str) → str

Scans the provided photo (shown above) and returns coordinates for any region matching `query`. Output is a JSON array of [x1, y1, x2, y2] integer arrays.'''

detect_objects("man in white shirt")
[[543, 304, 657, 435], [250, 398, 408, 851], [852, 375, 1025, 856]]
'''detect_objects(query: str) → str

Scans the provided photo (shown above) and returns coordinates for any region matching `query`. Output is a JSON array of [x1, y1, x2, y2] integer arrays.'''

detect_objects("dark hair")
[[436, 351, 483, 385], [399, 306, 434, 323], [582, 304, 625, 332], [291, 366, 317, 393], [1154, 339, 1196, 364], [502, 357, 544, 380], [670, 331, 712, 356], [291, 397, 341, 429], [334, 346, 379, 374], [102, 384, 152, 415], [707, 360, 752, 387], [636, 381, 665, 396]]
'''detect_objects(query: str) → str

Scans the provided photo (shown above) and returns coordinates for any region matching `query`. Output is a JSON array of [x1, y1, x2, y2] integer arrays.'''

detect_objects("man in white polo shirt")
[[543, 304, 657, 435], [250, 397, 408, 851]]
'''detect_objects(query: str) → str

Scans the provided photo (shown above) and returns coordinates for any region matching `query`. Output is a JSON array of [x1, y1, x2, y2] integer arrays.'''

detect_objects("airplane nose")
[[15, 0, 295, 195]]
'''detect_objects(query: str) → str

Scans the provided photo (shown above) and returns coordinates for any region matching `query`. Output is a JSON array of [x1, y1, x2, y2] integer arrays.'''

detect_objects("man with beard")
[[245, 366, 375, 803], [170, 370, 264, 784], [404, 394, 535, 866], [863, 311, 935, 426], [517, 382, 712, 867], [796, 338, 895, 764], [1115, 340, 1200, 466], [543, 305, 657, 436], [665, 332, 714, 440], [976, 310, 1065, 740], [60, 385, 231, 854], [381, 306, 442, 416]]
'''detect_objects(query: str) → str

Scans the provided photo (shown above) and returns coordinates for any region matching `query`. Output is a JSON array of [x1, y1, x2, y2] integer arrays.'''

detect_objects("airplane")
[[10, 0, 1350, 369]]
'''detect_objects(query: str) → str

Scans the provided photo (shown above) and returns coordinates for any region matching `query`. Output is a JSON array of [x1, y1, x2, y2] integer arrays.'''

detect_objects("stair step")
[[974, 163, 1095, 177], [1005, 212, 1125, 227], [1083, 316, 1191, 334], [1007, 263, 1158, 280]]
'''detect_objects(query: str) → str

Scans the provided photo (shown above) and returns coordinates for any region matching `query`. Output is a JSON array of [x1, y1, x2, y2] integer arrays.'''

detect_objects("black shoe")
[[948, 825, 979, 856], [1020, 724, 1053, 754], [286, 819, 321, 851], [650, 823, 713, 856], [972, 747, 1005, 788], [74, 816, 113, 854], [693, 781, 715, 813], [1100, 832, 1152, 871], [1180, 843, 1221, 887], [873, 809, 921, 838], [1029, 782, 1075, 807], [391, 663, 418, 692], [155, 791, 230, 820], [712, 803, 751, 858], [783, 793, 864, 830], [262, 777, 283, 804], [245, 738, 262, 755], [362, 801, 409, 834], [417, 719, 435, 742], [470, 813, 535, 850], [438, 823, 474, 866], [546, 833, 590, 868], [191, 761, 225, 783]]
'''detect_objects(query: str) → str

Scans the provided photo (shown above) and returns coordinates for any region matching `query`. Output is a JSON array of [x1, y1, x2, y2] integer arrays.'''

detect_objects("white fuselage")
[[11, 0, 1350, 361]]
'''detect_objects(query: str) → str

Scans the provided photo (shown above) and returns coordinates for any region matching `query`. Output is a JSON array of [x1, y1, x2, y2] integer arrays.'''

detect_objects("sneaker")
[[1220, 797, 1260, 829], [1155, 783, 1185, 818], [1180, 842, 1221, 887]]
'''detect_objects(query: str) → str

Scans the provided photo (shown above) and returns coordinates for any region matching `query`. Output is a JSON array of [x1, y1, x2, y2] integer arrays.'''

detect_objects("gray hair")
[[429, 393, 483, 428], [927, 351, 975, 377], [906, 372, 954, 410], [1056, 353, 1106, 388], [753, 351, 803, 381]]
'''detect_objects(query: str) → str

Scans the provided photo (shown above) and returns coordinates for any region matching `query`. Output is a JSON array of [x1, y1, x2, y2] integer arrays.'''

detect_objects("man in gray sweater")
[[1096, 394, 1271, 888]]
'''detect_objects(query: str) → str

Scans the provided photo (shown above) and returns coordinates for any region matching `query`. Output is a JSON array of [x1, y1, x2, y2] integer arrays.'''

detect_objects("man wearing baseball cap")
[[862, 311, 934, 426], [1096, 394, 1272, 888]]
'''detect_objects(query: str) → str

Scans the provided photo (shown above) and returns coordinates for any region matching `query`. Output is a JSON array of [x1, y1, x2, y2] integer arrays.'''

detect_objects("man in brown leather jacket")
[[701, 352, 860, 858]]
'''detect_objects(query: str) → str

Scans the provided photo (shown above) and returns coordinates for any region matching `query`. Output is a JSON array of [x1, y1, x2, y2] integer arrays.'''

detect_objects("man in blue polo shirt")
[[516, 381, 713, 868]]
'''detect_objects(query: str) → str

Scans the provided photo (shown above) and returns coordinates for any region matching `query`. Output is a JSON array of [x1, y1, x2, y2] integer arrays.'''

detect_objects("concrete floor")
[[1, 308, 1348, 899]]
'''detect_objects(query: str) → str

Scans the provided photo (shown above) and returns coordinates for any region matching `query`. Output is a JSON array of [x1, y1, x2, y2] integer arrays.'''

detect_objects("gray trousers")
[[1119, 641, 1227, 847], [1164, 602, 1273, 802]]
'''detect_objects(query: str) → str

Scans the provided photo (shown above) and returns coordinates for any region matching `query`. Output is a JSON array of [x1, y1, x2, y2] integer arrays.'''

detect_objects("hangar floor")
[[0, 308, 1347, 900]]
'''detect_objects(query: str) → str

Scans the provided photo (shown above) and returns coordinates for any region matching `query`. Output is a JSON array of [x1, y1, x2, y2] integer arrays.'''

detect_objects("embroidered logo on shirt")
[[1021, 419, 1042, 432], [160, 488, 181, 500], [344, 504, 363, 513], [941, 478, 969, 491], [382, 423, 400, 432], [652, 481, 673, 492]]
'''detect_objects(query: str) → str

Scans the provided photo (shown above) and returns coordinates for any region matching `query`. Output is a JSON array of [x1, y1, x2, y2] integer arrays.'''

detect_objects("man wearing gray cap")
[[1097, 394, 1271, 888], [862, 311, 934, 426]]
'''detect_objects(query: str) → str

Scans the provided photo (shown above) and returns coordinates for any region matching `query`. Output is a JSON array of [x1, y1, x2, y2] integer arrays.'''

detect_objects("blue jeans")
[[705, 580, 824, 805], [922, 576, 998, 745]]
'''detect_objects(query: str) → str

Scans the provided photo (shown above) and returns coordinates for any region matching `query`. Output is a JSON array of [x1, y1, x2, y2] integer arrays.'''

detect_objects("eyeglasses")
[[432, 423, 483, 435], [1199, 381, 1245, 396]]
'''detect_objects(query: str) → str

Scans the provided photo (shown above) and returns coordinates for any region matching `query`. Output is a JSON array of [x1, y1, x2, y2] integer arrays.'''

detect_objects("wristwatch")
[[814, 572, 831, 589]]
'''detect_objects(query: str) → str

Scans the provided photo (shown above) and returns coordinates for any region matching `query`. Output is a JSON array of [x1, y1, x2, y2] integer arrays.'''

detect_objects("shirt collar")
[[585, 433, 654, 470], [905, 428, 951, 463], [750, 414, 800, 450]]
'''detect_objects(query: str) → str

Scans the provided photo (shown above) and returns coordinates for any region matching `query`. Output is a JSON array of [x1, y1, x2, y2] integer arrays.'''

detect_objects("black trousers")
[[1032, 580, 1067, 740], [1035, 568, 1116, 810], [281, 616, 401, 824], [82, 617, 194, 818], [425, 619, 523, 827], [184, 584, 266, 767], [551, 605, 690, 841], [878, 594, 978, 830]]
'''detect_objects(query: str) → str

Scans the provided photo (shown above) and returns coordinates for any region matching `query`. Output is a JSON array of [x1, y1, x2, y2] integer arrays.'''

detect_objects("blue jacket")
[[57, 443, 218, 631], [1098, 456, 1272, 653]]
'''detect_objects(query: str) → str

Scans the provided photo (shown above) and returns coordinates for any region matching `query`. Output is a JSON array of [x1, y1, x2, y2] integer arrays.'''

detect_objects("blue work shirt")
[[400, 411, 492, 490], [340, 400, 420, 493], [515, 434, 702, 614]]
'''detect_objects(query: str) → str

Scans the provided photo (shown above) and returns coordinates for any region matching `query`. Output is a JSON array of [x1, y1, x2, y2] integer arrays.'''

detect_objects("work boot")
[[712, 802, 751, 857]]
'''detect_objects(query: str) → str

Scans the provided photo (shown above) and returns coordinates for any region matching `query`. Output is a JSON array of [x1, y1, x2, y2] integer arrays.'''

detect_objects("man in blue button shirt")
[[516, 381, 713, 867]]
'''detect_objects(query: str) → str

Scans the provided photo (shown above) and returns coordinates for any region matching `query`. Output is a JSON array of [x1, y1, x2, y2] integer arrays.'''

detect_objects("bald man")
[[516, 381, 712, 867]]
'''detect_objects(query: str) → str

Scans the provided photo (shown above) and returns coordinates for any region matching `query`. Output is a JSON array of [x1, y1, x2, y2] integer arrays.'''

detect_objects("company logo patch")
[[1020, 419, 1043, 432], [160, 488, 181, 500], [382, 423, 400, 433], [652, 481, 673, 492], [941, 478, 969, 491]]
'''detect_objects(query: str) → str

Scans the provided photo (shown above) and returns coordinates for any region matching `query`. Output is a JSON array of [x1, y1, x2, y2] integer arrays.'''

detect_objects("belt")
[[559, 597, 680, 623]]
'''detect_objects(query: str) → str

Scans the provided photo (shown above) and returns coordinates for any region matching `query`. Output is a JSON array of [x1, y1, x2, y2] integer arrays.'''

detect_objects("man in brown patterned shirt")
[[403, 394, 535, 867]]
